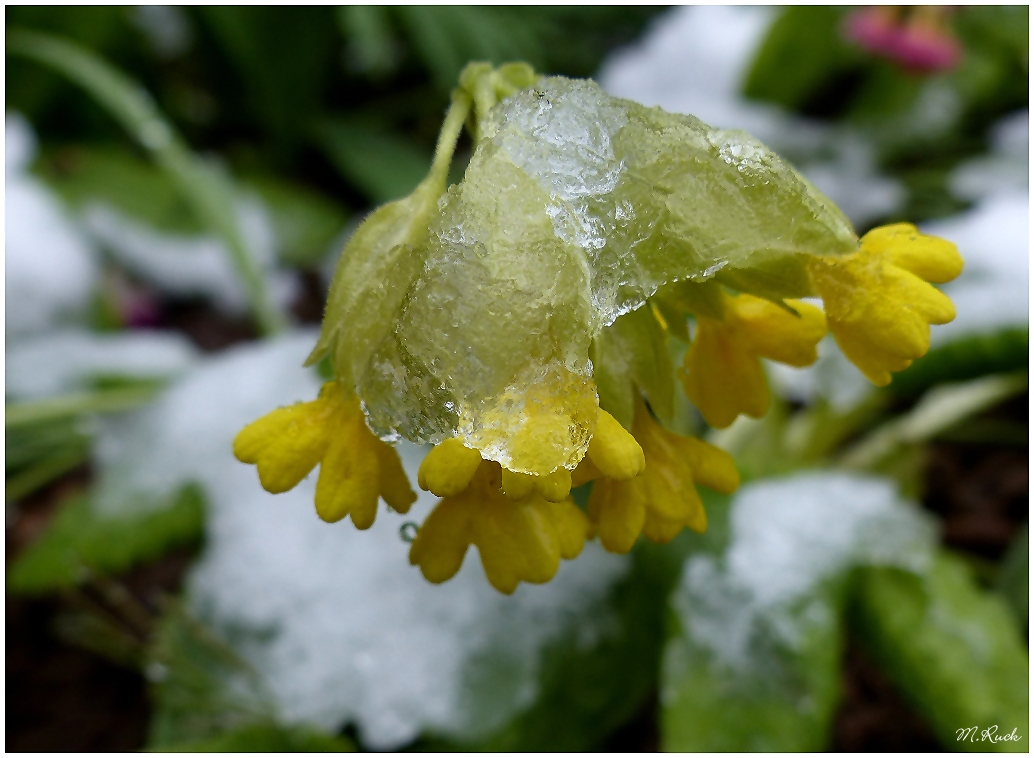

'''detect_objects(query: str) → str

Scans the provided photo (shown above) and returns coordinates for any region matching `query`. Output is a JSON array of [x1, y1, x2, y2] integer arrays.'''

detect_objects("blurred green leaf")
[[662, 580, 845, 751], [6, 440, 90, 502], [147, 603, 277, 748], [39, 145, 202, 234], [393, 7, 542, 93], [743, 7, 860, 113], [337, 5, 396, 78], [158, 723, 355, 752], [7, 486, 205, 595], [243, 175, 350, 266], [6, 416, 88, 472], [890, 328, 1029, 399], [996, 528, 1029, 633], [851, 553, 1029, 752], [7, 29, 287, 334], [196, 7, 338, 149], [839, 372, 1028, 471], [317, 118, 432, 204], [6, 384, 162, 428]]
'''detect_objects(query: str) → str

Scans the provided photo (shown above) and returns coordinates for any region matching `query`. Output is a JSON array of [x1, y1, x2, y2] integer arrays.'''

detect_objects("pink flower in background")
[[844, 6, 963, 74], [103, 270, 163, 328]]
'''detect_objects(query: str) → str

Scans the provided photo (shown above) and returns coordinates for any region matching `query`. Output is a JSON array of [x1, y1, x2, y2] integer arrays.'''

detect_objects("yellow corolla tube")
[[410, 404, 644, 593], [681, 293, 827, 429], [584, 400, 739, 553], [808, 223, 963, 386], [409, 460, 592, 594]]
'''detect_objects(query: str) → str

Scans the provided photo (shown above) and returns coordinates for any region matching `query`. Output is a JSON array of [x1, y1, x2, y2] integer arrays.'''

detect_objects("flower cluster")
[[233, 64, 963, 593]]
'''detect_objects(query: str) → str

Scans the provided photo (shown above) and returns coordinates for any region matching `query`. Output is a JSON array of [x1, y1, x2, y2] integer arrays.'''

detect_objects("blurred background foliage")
[[6, 5, 1028, 754], [8, 5, 662, 214], [742, 5, 1028, 221]]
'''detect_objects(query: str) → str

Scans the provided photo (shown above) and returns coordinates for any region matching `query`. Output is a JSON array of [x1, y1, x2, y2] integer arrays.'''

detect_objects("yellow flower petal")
[[737, 296, 827, 367], [374, 441, 417, 514], [640, 510, 687, 544], [236, 382, 416, 530], [233, 399, 332, 493], [408, 495, 474, 584], [500, 468, 536, 500], [571, 455, 604, 487], [417, 437, 482, 497], [314, 416, 380, 526], [825, 324, 912, 386], [587, 409, 646, 479], [809, 223, 961, 386], [587, 477, 646, 554], [535, 467, 573, 502], [536, 499, 590, 560], [681, 317, 769, 429], [473, 495, 561, 593], [682, 437, 740, 495], [862, 223, 963, 283]]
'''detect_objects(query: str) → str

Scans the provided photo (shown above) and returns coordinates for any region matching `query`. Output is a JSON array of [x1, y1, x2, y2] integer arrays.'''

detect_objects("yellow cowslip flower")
[[584, 400, 740, 553], [233, 382, 415, 528], [232, 63, 965, 596], [410, 407, 644, 592], [409, 459, 592, 594], [680, 292, 827, 429], [808, 223, 963, 386]]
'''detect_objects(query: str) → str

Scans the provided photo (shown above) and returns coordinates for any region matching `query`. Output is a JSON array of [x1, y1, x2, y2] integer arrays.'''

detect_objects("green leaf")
[[591, 332, 635, 430], [661, 580, 845, 751], [996, 527, 1029, 633], [890, 328, 1029, 399], [6, 384, 162, 429], [316, 117, 433, 205], [7, 29, 287, 334], [839, 372, 1028, 471], [851, 553, 1029, 752], [158, 723, 355, 752], [337, 5, 396, 78], [7, 486, 205, 595], [743, 7, 859, 112], [243, 175, 350, 266], [6, 415, 88, 473], [605, 305, 675, 425], [147, 603, 278, 748], [6, 440, 90, 502], [196, 7, 337, 146], [39, 145, 203, 234]]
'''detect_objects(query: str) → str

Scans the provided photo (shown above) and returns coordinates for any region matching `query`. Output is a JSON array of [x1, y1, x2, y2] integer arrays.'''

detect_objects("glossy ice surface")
[[332, 77, 858, 472]]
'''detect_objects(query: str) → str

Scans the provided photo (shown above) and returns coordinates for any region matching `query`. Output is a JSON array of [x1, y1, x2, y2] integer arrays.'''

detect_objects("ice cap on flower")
[[233, 62, 963, 593]]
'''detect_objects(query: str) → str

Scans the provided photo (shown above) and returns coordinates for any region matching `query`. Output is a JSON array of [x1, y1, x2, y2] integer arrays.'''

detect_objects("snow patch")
[[6, 328, 199, 400], [93, 331, 629, 749], [5, 113, 98, 337], [673, 472, 934, 670]]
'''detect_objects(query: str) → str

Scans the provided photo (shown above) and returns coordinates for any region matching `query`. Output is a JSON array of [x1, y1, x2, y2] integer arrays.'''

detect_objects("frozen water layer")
[[356, 76, 856, 463]]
